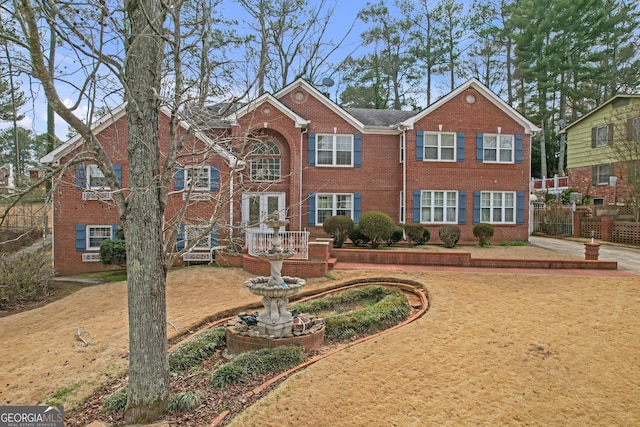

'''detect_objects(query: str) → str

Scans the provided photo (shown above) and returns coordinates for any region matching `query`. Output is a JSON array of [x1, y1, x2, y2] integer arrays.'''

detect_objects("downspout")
[[402, 127, 407, 224], [299, 127, 308, 230], [229, 160, 246, 242]]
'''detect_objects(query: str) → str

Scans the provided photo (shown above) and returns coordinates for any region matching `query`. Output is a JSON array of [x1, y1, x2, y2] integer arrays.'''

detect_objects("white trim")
[[231, 93, 310, 129], [40, 104, 244, 169], [401, 79, 541, 134]]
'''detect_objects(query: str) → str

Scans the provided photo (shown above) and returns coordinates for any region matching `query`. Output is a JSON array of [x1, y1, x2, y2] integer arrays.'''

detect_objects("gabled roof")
[[401, 78, 541, 134], [561, 94, 640, 133], [230, 93, 310, 129], [40, 104, 244, 168]]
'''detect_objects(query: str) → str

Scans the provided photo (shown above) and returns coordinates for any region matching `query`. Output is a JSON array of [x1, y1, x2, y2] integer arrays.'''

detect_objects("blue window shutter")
[[354, 193, 362, 223], [308, 133, 316, 166], [458, 190, 467, 224], [75, 224, 86, 251], [473, 190, 481, 224], [112, 225, 119, 239], [476, 133, 484, 162], [174, 166, 184, 191], [354, 134, 362, 167], [75, 164, 86, 190], [516, 191, 525, 224], [176, 225, 185, 251], [413, 190, 421, 223], [209, 166, 220, 191], [515, 134, 523, 164], [113, 164, 122, 186], [308, 193, 316, 226], [210, 231, 219, 248], [416, 131, 424, 161], [457, 132, 465, 162]]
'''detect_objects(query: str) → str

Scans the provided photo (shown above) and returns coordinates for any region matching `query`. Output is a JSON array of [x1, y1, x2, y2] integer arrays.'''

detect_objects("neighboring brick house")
[[42, 78, 539, 275], [564, 94, 640, 207]]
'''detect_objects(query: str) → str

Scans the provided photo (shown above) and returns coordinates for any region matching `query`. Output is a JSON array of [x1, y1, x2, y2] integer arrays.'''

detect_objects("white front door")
[[242, 192, 287, 231]]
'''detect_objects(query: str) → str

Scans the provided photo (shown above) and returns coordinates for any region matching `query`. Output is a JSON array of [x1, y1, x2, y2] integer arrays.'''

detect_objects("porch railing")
[[245, 230, 310, 260]]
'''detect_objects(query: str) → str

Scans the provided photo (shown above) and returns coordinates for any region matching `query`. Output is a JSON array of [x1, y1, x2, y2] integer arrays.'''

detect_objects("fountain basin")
[[244, 276, 305, 298]]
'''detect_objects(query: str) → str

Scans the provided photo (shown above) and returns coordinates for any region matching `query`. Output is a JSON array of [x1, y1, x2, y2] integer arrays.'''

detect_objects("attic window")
[[466, 94, 476, 104], [293, 90, 306, 102]]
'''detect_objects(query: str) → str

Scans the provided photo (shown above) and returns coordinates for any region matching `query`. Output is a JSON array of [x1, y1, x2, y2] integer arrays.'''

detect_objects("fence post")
[[573, 211, 583, 237], [600, 216, 615, 242]]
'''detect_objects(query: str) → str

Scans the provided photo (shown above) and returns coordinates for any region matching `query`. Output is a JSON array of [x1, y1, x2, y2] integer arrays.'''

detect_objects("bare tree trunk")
[[123, 0, 170, 422]]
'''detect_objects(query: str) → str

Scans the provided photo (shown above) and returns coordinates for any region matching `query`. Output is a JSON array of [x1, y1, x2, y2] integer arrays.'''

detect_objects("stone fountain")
[[243, 211, 306, 338], [226, 211, 324, 355]]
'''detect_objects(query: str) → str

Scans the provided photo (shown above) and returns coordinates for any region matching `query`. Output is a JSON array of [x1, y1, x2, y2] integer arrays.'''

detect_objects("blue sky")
[[2, 0, 474, 141]]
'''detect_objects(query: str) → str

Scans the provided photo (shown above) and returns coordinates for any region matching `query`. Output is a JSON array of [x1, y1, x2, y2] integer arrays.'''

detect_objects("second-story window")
[[317, 134, 353, 166], [250, 140, 281, 181], [592, 124, 612, 147], [628, 117, 640, 140], [87, 165, 109, 189], [483, 134, 514, 163], [424, 132, 456, 161], [185, 167, 210, 190]]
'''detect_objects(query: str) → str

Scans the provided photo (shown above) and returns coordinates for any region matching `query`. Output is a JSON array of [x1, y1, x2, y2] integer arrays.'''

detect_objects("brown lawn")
[[1, 244, 639, 426]]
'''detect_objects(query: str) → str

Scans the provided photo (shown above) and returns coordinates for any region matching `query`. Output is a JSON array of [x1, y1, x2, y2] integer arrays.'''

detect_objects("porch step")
[[328, 257, 338, 268]]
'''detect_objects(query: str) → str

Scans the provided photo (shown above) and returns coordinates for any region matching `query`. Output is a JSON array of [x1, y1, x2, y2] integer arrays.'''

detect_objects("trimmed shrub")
[[358, 211, 395, 249], [0, 252, 52, 310], [404, 224, 430, 245], [99, 238, 126, 266], [473, 223, 494, 247], [386, 226, 404, 246], [348, 225, 371, 247], [439, 225, 461, 248], [322, 215, 354, 248], [169, 327, 226, 372]]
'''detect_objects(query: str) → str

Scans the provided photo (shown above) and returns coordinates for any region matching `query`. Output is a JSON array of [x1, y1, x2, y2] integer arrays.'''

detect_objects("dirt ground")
[[1, 245, 639, 426]]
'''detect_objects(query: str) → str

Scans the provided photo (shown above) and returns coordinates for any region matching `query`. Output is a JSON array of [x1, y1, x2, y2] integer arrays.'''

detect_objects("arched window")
[[250, 140, 281, 181]]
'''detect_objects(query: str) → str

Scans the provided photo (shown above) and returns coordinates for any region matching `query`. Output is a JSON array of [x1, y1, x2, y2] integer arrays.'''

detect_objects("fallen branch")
[[167, 320, 180, 334], [76, 328, 91, 347]]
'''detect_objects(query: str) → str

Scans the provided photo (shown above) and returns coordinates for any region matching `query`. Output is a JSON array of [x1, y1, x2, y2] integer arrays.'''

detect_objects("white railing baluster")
[[246, 230, 310, 260]]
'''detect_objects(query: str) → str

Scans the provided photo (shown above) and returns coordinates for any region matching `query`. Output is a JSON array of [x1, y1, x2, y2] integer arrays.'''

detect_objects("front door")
[[242, 192, 286, 231]]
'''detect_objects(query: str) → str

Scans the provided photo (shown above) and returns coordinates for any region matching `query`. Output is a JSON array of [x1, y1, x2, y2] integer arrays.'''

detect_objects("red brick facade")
[[45, 79, 538, 275]]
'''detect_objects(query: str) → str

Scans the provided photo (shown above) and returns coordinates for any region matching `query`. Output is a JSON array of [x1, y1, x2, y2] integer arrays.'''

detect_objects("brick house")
[[41, 78, 539, 275], [564, 94, 640, 208]]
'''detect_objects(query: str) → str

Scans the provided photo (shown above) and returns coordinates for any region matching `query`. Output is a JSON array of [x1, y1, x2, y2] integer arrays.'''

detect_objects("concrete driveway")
[[529, 235, 640, 276]]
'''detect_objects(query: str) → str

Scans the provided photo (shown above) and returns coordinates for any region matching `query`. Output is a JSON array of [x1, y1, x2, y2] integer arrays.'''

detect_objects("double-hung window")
[[317, 134, 353, 166], [87, 165, 109, 189], [594, 125, 610, 147], [87, 225, 113, 250], [481, 191, 515, 223], [250, 140, 281, 181], [594, 164, 614, 185], [420, 190, 458, 223], [483, 134, 514, 163], [316, 193, 353, 224], [186, 225, 211, 250], [424, 132, 456, 161], [185, 167, 209, 190], [628, 117, 640, 140]]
